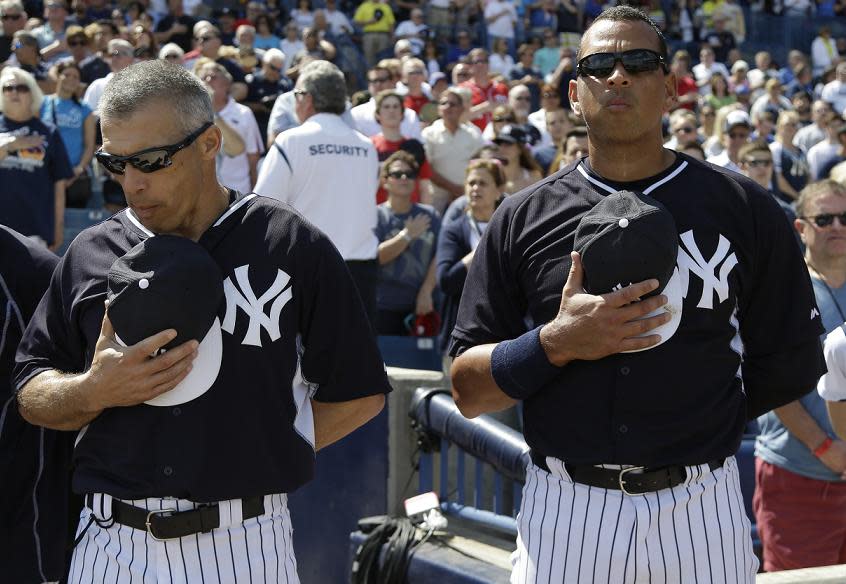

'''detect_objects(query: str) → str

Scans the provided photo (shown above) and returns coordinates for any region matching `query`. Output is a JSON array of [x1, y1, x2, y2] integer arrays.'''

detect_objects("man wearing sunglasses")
[[0, 0, 27, 63], [15, 58, 390, 583], [449, 6, 825, 583], [753, 179, 846, 572]]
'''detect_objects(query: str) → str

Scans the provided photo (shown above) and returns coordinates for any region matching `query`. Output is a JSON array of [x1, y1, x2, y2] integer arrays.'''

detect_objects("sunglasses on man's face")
[[802, 212, 846, 228], [387, 170, 417, 180], [577, 48, 668, 78], [1, 13, 23, 20], [95, 121, 213, 175]]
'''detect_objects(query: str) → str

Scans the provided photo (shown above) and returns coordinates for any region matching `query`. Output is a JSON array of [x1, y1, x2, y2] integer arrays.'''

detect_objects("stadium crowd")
[[3, 0, 846, 576]]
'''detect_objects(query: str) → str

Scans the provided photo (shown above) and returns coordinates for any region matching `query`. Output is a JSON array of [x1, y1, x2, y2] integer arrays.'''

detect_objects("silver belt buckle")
[[145, 509, 175, 541], [618, 466, 647, 496]]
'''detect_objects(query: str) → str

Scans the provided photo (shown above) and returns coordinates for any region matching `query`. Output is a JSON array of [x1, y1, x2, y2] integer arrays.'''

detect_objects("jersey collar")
[[122, 190, 257, 242], [578, 152, 689, 197]]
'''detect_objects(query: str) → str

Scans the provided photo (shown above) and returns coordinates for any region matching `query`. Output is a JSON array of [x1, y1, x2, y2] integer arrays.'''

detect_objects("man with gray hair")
[[0, 0, 27, 63], [255, 60, 381, 322], [14, 58, 390, 582], [245, 47, 292, 138], [82, 38, 135, 114]]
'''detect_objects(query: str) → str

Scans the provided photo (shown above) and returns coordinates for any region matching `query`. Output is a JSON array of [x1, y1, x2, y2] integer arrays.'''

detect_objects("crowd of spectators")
[[2, 0, 846, 572]]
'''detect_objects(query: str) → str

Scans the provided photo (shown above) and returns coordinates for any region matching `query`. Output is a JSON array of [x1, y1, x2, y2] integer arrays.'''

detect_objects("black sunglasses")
[[577, 48, 668, 78], [95, 121, 213, 175], [2, 83, 30, 93], [1, 13, 23, 20], [802, 212, 846, 228], [387, 170, 417, 180]]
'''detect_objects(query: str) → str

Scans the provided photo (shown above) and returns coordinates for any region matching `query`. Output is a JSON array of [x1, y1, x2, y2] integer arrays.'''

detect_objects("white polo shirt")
[[217, 97, 264, 194], [422, 119, 484, 203], [254, 113, 379, 260], [351, 98, 422, 139]]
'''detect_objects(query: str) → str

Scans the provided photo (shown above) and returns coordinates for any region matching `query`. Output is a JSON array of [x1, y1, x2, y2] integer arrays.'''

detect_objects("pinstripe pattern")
[[68, 494, 299, 583], [510, 457, 758, 584]]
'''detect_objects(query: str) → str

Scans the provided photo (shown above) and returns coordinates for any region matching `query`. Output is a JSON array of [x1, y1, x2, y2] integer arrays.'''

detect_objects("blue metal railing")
[[409, 387, 762, 555]]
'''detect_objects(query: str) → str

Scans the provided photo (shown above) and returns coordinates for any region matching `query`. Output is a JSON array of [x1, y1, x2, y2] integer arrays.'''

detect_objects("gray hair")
[[0, 0, 24, 15], [0, 67, 43, 115], [298, 60, 346, 115], [100, 60, 213, 137], [158, 42, 184, 60], [262, 48, 285, 66]]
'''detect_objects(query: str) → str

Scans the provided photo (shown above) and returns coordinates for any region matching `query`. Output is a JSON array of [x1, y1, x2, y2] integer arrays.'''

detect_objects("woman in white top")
[[488, 38, 514, 77], [290, 0, 315, 31]]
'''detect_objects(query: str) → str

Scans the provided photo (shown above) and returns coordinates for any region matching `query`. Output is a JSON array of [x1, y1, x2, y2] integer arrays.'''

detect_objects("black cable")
[[351, 516, 432, 584]]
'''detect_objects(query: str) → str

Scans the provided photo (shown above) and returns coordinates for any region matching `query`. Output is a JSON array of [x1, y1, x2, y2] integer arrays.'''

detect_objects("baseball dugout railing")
[[408, 387, 761, 555]]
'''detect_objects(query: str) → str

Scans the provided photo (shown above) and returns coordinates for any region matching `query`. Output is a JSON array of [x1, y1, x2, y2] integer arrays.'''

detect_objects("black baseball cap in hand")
[[107, 235, 225, 405], [573, 190, 683, 352]]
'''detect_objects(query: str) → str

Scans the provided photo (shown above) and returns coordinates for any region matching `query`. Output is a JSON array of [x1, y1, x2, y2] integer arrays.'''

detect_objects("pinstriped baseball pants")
[[510, 456, 759, 584], [67, 494, 299, 583]]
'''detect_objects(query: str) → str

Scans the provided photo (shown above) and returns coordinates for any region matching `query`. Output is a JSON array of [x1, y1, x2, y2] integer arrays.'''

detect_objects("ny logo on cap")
[[222, 265, 293, 346]]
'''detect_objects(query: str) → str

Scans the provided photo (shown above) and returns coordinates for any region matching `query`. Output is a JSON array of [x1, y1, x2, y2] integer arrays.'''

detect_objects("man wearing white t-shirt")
[[484, 0, 516, 47], [200, 61, 264, 193], [82, 39, 134, 114], [352, 66, 422, 139], [821, 63, 846, 117], [255, 61, 380, 321], [692, 46, 729, 95], [394, 8, 428, 55]]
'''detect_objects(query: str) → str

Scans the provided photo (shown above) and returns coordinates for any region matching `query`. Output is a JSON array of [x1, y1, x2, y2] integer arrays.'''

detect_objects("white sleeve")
[[819, 325, 846, 401], [242, 108, 264, 155], [401, 108, 422, 140], [254, 135, 294, 203]]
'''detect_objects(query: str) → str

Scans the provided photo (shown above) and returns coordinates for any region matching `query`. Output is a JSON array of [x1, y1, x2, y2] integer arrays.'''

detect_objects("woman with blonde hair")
[[0, 67, 73, 249]]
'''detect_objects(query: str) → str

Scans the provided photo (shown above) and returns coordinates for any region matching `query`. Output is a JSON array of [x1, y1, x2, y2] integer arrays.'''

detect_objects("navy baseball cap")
[[107, 235, 224, 406], [573, 190, 682, 351]]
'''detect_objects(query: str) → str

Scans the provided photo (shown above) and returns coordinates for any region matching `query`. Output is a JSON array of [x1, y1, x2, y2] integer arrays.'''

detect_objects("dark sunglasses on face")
[[95, 121, 213, 175], [577, 48, 668, 78], [387, 170, 417, 180], [68, 39, 86, 47], [802, 212, 846, 228], [2, 83, 30, 93], [675, 126, 696, 133], [369, 76, 390, 84], [1, 13, 23, 20]]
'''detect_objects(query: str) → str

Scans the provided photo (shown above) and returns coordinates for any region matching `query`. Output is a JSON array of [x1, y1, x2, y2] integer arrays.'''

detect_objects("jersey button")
[[620, 366, 631, 376], [163, 466, 174, 477], [172, 407, 181, 417], [618, 425, 628, 434]]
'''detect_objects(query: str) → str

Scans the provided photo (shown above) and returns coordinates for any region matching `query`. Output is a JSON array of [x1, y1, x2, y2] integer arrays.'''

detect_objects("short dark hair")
[[582, 5, 668, 60], [381, 150, 419, 181], [565, 126, 588, 141]]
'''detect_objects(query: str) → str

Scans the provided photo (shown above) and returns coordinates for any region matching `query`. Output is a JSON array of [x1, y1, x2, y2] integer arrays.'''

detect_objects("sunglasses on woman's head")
[[95, 122, 213, 175], [576, 48, 668, 78]]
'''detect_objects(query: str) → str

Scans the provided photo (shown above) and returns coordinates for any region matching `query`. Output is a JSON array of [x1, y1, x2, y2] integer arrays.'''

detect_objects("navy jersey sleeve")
[[13, 249, 92, 392], [298, 235, 392, 402], [738, 185, 827, 417], [448, 200, 531, 356]]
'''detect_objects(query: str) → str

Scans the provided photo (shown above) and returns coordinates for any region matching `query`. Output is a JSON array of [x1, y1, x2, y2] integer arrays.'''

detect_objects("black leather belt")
[[531, 451, 724, 495], [85, 494, 265, 540]]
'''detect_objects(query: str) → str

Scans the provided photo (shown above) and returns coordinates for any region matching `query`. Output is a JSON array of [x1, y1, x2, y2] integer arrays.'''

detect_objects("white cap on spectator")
[[818, 325, 846, 401], [263, 48, 285, 66], [429, 71, 446, 86], [724, 110, 751, 131], [731, 60, 749, 73], [159, 43, 184, 60]]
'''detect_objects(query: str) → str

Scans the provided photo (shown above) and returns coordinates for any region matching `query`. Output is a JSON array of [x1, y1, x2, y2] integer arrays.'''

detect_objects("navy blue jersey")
[[451, 153, 826, 467], [0, 115, 74, 245], [0, 226, 73, 584], [14, 192, 392, 501]]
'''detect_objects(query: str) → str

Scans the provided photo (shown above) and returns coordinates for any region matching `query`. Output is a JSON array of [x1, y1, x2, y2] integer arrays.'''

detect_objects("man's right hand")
[[80, 310, 199, 412], [539, 251, 672, 366]]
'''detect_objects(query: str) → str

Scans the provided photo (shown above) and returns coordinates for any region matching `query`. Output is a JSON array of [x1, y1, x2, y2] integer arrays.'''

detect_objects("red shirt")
[[404, 93, 430, 115], [676, 75, 699, 111], [371, 134, 433, 204], [460, 79, 509, 131]]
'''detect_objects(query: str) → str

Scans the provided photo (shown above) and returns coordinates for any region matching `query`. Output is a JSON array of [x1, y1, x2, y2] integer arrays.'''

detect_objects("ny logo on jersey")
[[222, 265, 293, 346], [677, 230, 738, 309]]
